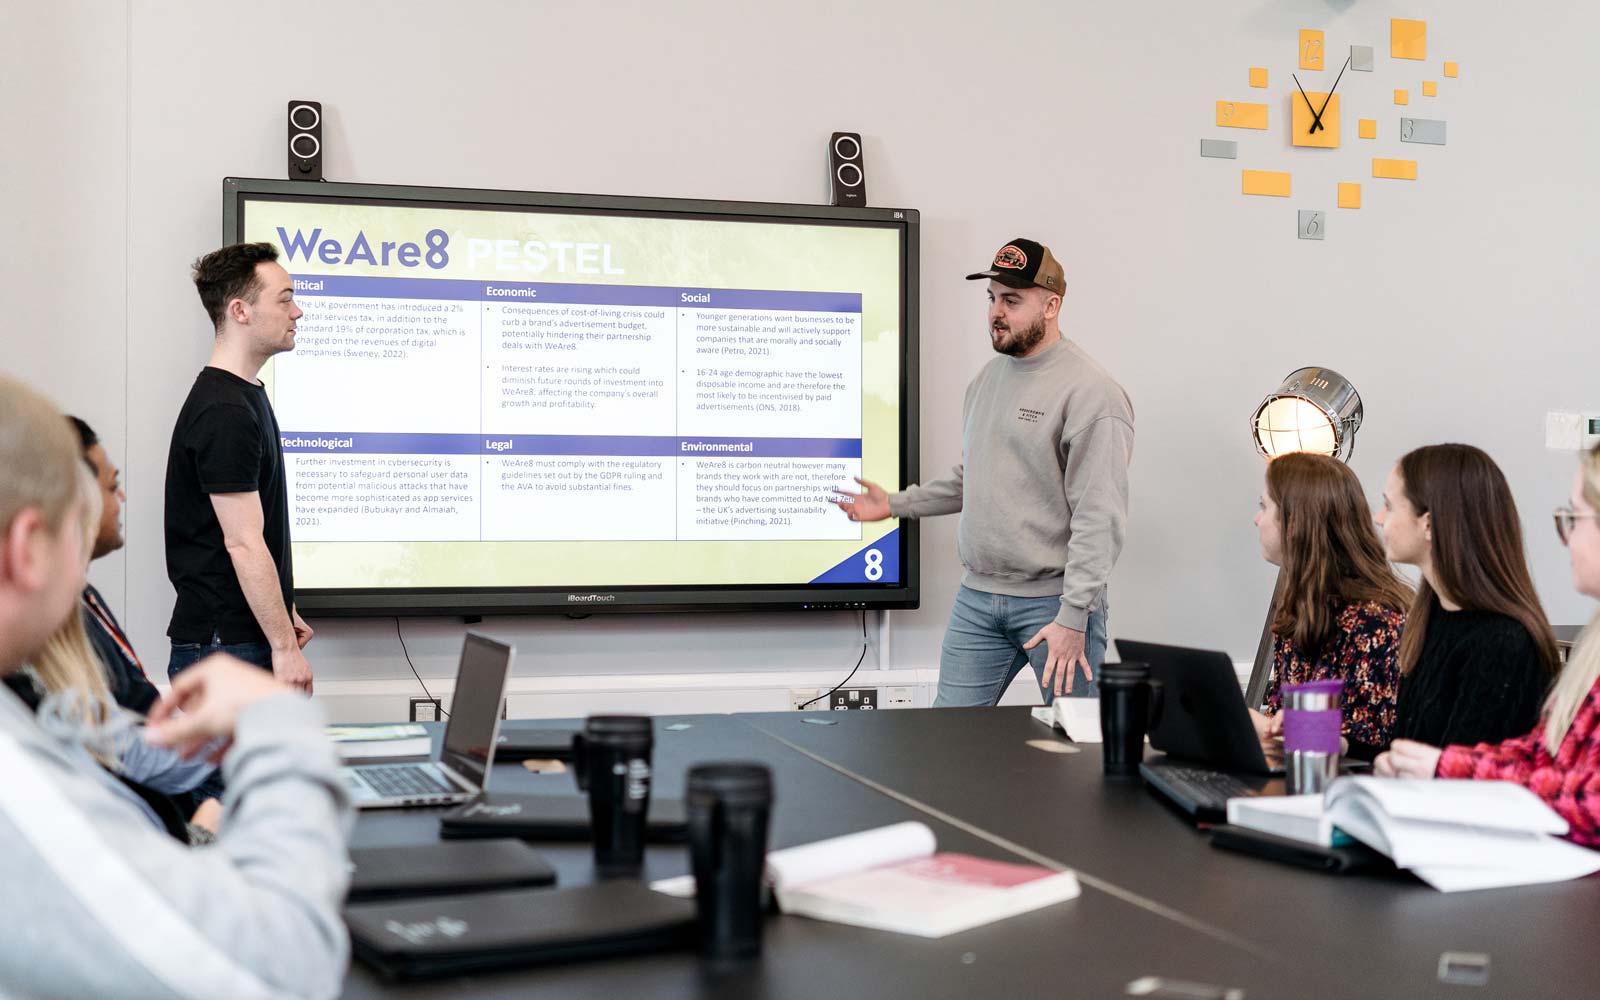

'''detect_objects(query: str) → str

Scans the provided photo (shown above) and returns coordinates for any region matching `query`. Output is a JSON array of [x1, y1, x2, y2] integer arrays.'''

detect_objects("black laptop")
[[1114, 639, 1287, 823]]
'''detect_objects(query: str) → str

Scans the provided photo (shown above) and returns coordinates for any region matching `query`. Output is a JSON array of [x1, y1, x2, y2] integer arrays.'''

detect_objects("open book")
[[1320, 777, 1600, 891], [653, 821, 1080, 937]]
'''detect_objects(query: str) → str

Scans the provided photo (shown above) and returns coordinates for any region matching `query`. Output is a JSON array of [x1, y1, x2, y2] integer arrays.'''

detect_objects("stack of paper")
[[328, 723, 432, 761], [1029, 699, 1105, 743], [1322, 777, 1600, 891], [1227, 794, 1352, 848]]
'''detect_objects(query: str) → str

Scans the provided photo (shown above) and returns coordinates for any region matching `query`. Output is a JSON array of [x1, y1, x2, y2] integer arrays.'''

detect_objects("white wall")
[[5, 0, 1597, 710]]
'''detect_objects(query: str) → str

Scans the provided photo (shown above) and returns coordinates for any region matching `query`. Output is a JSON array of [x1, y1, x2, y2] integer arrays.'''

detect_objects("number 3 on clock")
[[1299, 29, 1325, 71]]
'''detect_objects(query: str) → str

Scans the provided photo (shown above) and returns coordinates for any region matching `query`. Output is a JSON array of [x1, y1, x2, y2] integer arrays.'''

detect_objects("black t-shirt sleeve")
[[187, 402, 265, 494]]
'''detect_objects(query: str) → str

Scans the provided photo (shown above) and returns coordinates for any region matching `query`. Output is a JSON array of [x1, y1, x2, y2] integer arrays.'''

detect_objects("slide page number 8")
[[863, 549, 884, 581]]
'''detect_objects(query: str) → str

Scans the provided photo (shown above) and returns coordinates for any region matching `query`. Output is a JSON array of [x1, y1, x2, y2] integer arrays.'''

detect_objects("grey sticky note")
[[1298, 210, 1326, 240], [1351, 45, 1374, 71], [1400, 118, 1447, 145], [1200, 139, 1238, 159]]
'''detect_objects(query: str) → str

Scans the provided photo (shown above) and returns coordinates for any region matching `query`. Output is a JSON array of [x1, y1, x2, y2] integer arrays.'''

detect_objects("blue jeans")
[[168, 633, 273, 681], [934, 585, 1109, 707]]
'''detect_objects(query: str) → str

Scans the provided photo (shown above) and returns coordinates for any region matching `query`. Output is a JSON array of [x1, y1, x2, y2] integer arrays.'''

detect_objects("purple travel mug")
[[1282, 679, 1343, 795]]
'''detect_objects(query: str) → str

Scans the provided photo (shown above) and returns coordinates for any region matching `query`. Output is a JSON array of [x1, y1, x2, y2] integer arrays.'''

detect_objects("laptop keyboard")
[[360, 764, 456, 798], [1142, 763, 1260, 816]]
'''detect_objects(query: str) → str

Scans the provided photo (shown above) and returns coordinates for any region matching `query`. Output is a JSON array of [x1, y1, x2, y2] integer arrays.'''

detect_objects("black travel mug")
[[1098, 662, 1162, 778], [687, 762, 774, 960], [572, 715, 654, 877]]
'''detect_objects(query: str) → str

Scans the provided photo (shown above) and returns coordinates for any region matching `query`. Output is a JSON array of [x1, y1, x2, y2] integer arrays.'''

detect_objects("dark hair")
[[66, 415, 97, 451], [191, 242, 280, 331], [65, 415, 100, 475], [1267, 452, 1413, 656], [1395, 443, 1561, 678]]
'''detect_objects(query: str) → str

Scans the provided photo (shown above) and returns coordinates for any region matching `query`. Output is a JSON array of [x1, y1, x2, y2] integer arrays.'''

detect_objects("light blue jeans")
[[934, 585, 1108, 707]]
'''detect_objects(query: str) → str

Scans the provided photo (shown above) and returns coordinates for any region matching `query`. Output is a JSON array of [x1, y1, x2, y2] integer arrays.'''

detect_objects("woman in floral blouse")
[[1249, 453, 1413, 760], [1378, 445, 1600, 846]]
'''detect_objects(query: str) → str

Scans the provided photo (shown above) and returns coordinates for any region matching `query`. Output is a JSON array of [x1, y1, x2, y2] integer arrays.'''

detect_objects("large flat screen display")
[[224, 178, 919, 616]]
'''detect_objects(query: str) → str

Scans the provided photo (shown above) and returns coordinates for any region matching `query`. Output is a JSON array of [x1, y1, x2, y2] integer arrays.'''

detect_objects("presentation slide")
[[239, 194, 905, 594]]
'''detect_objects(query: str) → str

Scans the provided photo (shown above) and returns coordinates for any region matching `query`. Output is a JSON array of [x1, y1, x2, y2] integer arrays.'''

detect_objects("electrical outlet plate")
[[1547, 412, 1584, 451], [790, 688, 822, 710], [409, 697, 442, 722], [883, 686, 914, 708], [830, 687, 878, 711]]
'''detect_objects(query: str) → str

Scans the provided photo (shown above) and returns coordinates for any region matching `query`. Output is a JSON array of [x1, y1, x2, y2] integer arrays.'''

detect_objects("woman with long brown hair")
[[1375, 443, 1560, 749], [1249, 452, 1413, 759], [1377, 444, 1600, 846]]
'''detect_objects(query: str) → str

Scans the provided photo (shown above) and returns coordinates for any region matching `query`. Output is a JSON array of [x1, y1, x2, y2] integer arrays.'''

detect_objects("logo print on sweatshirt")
[[994, 245, 1028, 270], [1017, 407, 1044, 424]]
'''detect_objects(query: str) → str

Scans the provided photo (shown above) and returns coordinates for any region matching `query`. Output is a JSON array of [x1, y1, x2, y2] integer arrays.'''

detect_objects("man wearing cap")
[[836, 238, 1134, 705]]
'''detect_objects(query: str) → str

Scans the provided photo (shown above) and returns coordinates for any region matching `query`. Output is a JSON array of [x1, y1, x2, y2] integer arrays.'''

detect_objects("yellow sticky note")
[[1242, 170, 1292, 197], [1291, 93, 1340, 148], [1250, 67, 1268, 88], [1216, 101, 1269, 129], [1359, 119, 1377, 139], [1299, 29, 1325, 70], [1338, 183, 1362, 209], [1423, 80, 1437, 97], [1391, 18, 1426, 60], [1444, 61, 1459, 78], [1373, 158, 1418, 180], [1394, 89, 1409, 105]]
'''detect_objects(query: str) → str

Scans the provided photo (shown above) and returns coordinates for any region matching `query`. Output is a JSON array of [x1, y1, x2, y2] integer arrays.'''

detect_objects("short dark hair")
[[65, 415, 99, 475], [192, 242, 280, 331], [66, 415, 98, 452]]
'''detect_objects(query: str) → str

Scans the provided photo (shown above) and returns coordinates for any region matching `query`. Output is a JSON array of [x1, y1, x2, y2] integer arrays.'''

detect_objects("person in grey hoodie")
[[837, 238, 1134, 706], [0, 371, 352, 1000]]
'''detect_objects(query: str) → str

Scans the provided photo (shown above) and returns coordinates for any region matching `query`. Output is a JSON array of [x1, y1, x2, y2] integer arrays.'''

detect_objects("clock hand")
[[1291, 73, 1325, 133], [1312, 56, 1351, 130]]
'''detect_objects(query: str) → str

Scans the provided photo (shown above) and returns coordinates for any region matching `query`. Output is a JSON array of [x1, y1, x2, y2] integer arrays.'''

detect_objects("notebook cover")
[[494, 727, 580, 761], [347, 841, 557, 902], [345, 882, 696, 980], [439, 792, 688, 843], [1210, 823, 1393, 874]]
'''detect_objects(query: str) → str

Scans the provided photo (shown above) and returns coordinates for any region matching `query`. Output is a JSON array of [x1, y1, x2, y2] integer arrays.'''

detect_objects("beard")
[[990, 315, 1047, 357]]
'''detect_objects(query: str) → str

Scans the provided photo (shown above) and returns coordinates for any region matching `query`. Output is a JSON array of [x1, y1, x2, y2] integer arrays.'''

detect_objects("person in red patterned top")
[[1377, 444, 1600, 846], [1247, 453, 1414, 761]]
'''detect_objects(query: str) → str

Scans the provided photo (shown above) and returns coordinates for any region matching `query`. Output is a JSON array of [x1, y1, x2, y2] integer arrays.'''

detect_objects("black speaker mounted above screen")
[[287, 100, 323, 181], [829, 131, 866, 208]]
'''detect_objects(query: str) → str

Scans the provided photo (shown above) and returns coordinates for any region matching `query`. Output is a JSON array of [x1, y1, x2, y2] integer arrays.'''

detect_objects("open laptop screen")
[[438, 634, 514, 789]]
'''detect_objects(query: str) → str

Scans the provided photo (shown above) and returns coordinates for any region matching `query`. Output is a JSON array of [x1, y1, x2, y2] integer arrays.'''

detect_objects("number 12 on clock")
[[1299, 29, 1325, 70]]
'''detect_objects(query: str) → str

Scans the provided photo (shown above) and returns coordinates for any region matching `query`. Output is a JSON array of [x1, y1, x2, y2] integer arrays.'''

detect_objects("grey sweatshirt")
[[890, 337, 1134, 630], [0, 686, 353, 999]]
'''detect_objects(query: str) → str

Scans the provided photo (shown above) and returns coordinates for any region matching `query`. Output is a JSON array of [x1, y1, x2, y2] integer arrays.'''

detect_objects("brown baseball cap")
[[965, 237, 1066, 293]]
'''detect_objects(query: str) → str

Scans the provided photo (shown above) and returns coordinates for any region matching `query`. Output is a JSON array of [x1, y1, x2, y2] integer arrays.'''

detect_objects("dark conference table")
[[342, 708, 1599, 998], [749, 707, 1600, 999]]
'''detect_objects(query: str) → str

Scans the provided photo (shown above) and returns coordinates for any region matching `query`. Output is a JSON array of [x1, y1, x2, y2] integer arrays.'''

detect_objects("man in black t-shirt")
[[164, 242, 314, 692]]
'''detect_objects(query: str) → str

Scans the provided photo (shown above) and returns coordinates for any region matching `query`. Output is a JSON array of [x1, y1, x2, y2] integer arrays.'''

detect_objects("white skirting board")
[[307, 666, 939, 722]]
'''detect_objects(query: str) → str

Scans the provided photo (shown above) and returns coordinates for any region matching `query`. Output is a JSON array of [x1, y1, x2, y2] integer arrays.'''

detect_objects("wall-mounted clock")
[[1202, 18, 1457, 239]]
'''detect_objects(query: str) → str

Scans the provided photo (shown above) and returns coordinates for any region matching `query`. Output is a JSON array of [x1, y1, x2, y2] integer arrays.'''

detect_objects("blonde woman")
[[7, 464, 217, 839], [1378, 444, 1600, 846]]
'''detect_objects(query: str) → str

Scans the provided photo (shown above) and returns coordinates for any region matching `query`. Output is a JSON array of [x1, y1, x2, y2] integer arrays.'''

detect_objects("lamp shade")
[[1250, 367, 1363, 462]]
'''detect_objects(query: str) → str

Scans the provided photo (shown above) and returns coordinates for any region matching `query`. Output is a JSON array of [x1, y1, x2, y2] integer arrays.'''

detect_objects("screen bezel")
[[223, 176, 920, 618]]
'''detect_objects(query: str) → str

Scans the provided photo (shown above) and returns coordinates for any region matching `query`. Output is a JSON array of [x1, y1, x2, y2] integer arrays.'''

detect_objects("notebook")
[[346, 841, 556, 902], [440, 792, 689, 842], [345, 882, 696, 980]]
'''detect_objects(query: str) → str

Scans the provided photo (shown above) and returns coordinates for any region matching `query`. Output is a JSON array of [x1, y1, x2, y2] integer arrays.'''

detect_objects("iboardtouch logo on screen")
[[567, 593, 618, 603]]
